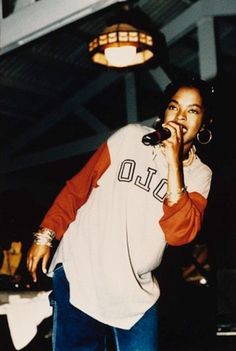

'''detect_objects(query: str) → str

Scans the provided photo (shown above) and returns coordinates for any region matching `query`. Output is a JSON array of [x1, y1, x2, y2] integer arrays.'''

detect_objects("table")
[[0, 290, 52, 350]]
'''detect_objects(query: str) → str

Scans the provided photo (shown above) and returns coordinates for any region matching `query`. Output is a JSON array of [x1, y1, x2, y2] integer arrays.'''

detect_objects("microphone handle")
[[142, 128, 171, 146]]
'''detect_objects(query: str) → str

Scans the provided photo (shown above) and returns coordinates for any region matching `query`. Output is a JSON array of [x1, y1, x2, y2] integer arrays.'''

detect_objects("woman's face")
[[164, 86, 204, 147]]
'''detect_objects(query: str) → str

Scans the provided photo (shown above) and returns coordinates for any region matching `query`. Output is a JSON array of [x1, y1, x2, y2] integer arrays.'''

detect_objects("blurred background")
[[0, 0, 236, 350]]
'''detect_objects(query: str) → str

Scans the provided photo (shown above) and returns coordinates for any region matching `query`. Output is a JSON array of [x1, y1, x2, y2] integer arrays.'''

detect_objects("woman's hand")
[[162, 122, 185, 205], [27, 243, 51, 282], [162, 121, 184, 165]]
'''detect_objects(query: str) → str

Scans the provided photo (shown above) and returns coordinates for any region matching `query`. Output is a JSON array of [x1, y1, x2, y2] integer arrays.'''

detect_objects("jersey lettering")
[[118, 159, 135, 182], [153, 178, 168, 201], [135, 167, 157, 191], [118, 159, 167, 202]]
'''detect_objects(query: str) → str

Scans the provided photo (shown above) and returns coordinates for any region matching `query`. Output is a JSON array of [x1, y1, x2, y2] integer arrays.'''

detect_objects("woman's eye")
[[189, 109, 199, 114], [168, 104, 177, 110]]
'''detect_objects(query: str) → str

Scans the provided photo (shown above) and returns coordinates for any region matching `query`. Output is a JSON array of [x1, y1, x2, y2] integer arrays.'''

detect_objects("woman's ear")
[[199, 123, 206, 132], [200, 116, 213, 131], [204, 117, 213, 128], [209, 117, 213, 125]]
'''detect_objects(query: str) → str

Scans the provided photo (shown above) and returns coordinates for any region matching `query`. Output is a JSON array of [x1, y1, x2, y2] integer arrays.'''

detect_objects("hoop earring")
[[197, 128, 212, 145]]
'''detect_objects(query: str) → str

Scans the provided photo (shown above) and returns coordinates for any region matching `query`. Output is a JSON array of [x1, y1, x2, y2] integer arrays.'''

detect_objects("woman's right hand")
[[27, 243, 51, 282]]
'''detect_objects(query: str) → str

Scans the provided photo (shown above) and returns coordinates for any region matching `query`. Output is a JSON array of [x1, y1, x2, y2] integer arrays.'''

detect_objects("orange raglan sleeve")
[[40, 142, 110, 240], [159, 191, 207, 246]]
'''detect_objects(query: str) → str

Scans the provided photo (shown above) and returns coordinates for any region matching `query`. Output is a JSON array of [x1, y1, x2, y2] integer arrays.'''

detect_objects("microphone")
[[142, 126, 171, 146]]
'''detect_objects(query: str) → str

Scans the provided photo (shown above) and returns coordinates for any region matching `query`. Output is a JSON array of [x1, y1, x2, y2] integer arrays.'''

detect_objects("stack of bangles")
[[33, 227, 55, 247], [165, 186, 187, 199]]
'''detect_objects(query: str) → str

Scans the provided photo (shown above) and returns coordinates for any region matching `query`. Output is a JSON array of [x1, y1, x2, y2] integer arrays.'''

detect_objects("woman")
[[27, 76, 214, 351]]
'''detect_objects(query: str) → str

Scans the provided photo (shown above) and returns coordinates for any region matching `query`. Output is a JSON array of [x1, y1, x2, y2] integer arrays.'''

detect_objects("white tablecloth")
[[0, 290, 52, 350]]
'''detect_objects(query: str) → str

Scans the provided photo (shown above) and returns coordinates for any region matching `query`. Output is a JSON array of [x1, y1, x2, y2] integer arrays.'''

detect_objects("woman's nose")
[[176, 110, 186, 120]]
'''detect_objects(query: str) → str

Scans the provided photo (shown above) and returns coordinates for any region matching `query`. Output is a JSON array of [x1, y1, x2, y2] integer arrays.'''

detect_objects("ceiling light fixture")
[[88, 5, 159, 69]]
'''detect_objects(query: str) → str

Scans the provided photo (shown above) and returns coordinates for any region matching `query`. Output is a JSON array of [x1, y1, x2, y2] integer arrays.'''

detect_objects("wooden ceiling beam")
[[0, 0, 126, 55]]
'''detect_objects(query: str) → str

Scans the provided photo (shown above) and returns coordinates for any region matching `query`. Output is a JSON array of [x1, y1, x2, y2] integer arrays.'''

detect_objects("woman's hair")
[[159, 76, 215, 127]]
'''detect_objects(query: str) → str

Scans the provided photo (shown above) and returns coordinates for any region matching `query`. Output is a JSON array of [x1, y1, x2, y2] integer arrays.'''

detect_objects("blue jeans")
[[50, 264, 158, 351]]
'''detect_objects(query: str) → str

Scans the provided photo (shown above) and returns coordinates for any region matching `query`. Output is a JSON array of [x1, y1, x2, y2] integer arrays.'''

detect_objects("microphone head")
[[142, 134, 155, 145]]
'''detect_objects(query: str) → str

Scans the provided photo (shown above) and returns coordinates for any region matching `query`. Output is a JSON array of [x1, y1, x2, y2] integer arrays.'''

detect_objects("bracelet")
[[38, 227, 55, 239], [165, 186, 187, 199], [33, 227, 55, 247]]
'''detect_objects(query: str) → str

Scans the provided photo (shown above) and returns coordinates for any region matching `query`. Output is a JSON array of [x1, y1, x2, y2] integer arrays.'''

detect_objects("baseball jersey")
[[42, 123, 212, 329]]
